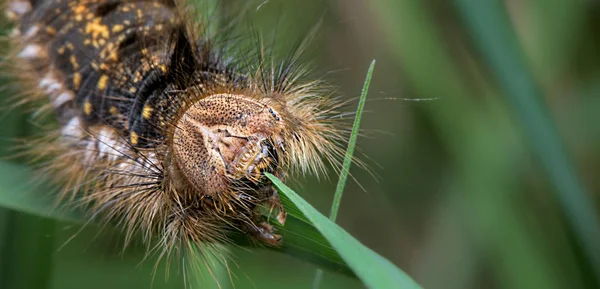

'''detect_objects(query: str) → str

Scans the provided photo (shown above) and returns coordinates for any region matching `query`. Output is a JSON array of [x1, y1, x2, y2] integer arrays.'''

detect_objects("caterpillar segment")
[[4, 0, 345, 267]]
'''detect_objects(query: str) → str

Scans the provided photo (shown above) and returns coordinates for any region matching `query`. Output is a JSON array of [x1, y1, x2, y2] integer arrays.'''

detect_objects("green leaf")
[[267, 173, 422, 289], [0, 161, 354, 279]]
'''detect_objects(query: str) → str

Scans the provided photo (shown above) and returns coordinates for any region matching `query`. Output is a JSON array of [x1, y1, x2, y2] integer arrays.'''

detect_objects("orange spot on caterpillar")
[[85, 18, 110, 41], [130, 131, 139, 145], [97, 74, 108, 90], [73, 73, 81, 90], [83, 101, 92, 115], [70, 55, 79, 69], [112, 24, 124, 33], [107, 50, 118, 62], [142, 105, 153, 119], [72, 4, 86, 14], [45, 26, 56, 36]]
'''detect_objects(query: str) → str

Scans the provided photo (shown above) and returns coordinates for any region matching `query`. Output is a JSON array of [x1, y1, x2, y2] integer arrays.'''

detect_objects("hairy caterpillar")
[[3, 0, 346, 281]]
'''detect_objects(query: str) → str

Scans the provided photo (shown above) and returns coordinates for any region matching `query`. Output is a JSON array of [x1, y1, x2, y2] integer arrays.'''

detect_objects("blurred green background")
[[2, 0, 600, 288]]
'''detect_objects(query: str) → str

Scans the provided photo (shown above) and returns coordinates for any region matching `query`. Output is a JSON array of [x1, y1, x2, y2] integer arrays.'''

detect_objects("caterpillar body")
[[3, 0, 344, 277]]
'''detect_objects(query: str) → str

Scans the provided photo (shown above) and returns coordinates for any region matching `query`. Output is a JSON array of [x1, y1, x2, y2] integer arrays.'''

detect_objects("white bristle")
[[25, 26, 40, 38], [97, 129, 118, 160], [61, 117, 83, 139], [53, 92, 73, 108], [39, 74, 62, 94], [18, 44, 42, 59], [8, 1, 31, 16]]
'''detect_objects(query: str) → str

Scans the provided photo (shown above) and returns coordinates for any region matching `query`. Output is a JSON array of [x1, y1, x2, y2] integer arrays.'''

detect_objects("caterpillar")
[[3, 0, 345, 282]]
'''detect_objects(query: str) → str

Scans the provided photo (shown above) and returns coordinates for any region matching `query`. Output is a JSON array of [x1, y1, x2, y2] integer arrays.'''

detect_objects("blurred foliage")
[[1, 0, 600, 288]]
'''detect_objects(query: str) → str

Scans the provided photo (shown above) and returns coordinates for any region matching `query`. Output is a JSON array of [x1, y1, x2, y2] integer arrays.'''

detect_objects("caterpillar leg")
[[245, 221, 282, 247]]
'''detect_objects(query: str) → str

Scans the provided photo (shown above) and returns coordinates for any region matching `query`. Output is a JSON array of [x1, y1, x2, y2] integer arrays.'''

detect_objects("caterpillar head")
[[166, 82, 344, 244], [170, 93, 286, 197], [167, 84, 344, 195]]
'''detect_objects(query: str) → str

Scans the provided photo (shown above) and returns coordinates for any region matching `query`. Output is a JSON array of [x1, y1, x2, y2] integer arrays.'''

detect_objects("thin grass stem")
[[312, 60, 376, 289]]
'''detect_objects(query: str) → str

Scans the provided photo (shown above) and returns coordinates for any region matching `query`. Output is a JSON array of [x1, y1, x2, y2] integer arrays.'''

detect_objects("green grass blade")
[[453, 0, 600, 281], [329, 59, 375, 222], [313, 60, 375, 289], [267, 173, 422, 289], [0, 161, 355, 279]]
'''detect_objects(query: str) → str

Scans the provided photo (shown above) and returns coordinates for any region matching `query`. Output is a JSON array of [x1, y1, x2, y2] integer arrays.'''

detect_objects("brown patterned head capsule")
[[170, 93, 285, 198]]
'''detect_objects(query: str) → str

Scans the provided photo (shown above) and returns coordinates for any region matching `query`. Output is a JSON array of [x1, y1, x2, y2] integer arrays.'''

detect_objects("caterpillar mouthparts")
[[3, 0, 345, 276]]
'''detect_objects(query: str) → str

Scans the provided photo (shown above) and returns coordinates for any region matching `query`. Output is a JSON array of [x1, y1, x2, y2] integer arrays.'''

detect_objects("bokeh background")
[[1, 0, 600, 288]]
